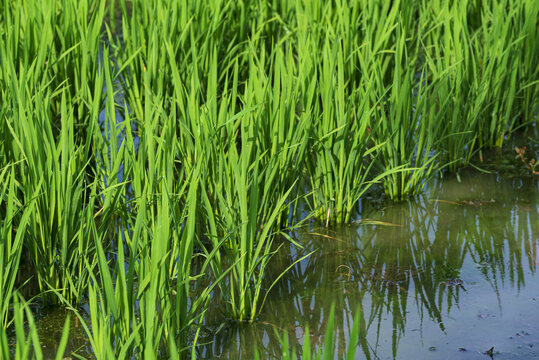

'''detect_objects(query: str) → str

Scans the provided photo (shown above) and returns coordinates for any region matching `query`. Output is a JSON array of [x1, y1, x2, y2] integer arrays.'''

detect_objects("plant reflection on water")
[[199, 171, 539, 359]]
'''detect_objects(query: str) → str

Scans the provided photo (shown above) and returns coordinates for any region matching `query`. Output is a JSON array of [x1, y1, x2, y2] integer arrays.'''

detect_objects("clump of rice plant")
[[367, 26, 442, 200], [1, 81, 99, 304], [421, 1, 482, 171], [305, 40, 396, 224], [0, 166, 33, 327], [0, 0, 109, 305], [422, 0, 539, 169], [201, 140, 300, 321]]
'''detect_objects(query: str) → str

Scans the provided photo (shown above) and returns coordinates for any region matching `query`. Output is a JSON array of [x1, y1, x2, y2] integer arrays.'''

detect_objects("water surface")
[[200, 169, 539, 359]]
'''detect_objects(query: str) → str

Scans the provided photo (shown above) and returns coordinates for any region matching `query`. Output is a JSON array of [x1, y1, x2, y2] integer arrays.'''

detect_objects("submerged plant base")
[[197, 169, 539, 359]]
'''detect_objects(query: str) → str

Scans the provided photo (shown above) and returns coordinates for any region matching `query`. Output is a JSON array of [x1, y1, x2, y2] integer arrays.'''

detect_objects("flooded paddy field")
[[200, 169, 539, 359], [2, 1, 538, 358]]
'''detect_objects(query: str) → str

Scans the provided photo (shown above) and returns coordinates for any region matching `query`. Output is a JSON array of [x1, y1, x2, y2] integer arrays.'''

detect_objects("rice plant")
[[422, 0, 539, 168], [1, 81, 99, 304], [0, 0, 109, 305], [0, 166, 33, 327], [0, 0, 107, 123], [419, 1, 481, 171], [201, 139, 300, 321], [305, 39, 398, 224]]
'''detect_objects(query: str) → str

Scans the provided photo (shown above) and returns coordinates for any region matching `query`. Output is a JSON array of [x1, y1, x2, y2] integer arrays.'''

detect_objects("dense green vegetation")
[[0, 0, 537, 358]]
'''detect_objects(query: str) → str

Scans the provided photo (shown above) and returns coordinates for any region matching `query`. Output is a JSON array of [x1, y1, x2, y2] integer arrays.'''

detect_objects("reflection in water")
[[199, 171, 539, 359]]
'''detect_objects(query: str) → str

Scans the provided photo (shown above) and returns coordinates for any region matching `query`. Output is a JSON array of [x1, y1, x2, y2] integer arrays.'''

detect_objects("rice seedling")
[[243, 45, 312, 227], [201, 141, 298, 321], [473, 1, 522, 147], [516, 0, 539, 125], [0, 166, 34, 327], [197, 51, 313, 317], [1, 78, 100, 304], [422, 0, 539, 169], [420, 1, 481, 171], [0, 0, 109, 306], [365, 24, 443, 200], [305, 39, 398, 224]]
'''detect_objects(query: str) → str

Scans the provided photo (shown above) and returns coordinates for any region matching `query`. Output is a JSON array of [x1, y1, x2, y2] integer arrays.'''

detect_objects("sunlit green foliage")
[[0, 0, 537, 358]]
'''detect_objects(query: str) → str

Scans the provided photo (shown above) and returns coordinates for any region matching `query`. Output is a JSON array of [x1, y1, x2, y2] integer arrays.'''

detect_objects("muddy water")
[[6, 305, 93, 358], [199, 170, 539, 359]]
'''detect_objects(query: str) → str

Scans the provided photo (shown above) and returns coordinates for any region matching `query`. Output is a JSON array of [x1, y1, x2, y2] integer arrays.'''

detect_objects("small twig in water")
[[515, 146, 539, 175]]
